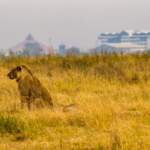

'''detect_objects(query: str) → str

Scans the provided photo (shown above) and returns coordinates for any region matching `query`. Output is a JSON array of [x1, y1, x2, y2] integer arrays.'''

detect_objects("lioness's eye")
[[16, 66, 22, 71]]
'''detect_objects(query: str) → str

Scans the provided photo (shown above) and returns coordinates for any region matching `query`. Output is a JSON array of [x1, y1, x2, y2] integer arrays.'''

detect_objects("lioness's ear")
[[16, 66, 22, 71]]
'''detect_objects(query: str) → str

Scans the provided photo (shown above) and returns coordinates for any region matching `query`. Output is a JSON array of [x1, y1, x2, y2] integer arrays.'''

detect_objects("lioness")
[[7, 65, 53, 110]]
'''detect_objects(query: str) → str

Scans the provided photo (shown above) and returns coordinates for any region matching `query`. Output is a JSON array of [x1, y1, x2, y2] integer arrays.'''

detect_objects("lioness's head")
[[7, 66, 22, 80]]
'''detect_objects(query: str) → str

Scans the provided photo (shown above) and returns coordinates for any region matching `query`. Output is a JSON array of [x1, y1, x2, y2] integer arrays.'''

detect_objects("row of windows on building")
[[98, 30, 150, 49]]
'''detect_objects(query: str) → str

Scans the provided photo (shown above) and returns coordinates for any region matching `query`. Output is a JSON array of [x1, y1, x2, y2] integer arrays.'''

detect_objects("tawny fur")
[[8, 65, 53, 110]]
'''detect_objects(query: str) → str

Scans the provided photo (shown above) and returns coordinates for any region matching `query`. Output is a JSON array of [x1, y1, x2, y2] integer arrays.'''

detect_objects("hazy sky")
[[0, 0, 150, 50]]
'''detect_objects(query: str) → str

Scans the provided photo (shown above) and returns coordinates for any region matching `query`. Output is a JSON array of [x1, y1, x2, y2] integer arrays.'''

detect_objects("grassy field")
[[0, 54, 150, 150]]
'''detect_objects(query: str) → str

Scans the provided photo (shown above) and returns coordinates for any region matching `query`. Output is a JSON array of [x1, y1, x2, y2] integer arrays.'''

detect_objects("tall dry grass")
[[0, 54, 149, 149]]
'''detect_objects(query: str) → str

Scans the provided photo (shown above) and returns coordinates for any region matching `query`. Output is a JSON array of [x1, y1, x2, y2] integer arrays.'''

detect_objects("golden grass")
[[0, 54, 149, 149]]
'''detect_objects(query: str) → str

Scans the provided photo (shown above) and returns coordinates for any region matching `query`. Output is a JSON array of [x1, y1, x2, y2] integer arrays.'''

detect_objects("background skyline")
[[0, 0, 150, 50]]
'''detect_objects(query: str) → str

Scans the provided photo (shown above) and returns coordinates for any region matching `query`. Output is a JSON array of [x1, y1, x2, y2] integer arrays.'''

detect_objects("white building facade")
[[98, 30, 150, 51]]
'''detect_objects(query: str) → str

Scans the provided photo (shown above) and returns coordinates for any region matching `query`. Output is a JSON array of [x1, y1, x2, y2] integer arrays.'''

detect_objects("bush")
[[0, 115, 29, 135]]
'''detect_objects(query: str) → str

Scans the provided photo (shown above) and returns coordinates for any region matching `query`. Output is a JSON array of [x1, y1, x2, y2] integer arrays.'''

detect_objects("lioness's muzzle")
[[7, 72, 15, 79]]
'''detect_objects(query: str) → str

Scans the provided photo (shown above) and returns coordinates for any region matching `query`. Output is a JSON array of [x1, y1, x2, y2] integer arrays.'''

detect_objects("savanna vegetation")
[[0, 53, 150, 150]]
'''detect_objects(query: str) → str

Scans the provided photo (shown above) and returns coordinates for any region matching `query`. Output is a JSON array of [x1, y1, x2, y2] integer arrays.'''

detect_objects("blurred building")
[[91, 43, 145, 54], [66, 47, 80, 55], [58, 44, 66, 55], [97, 30, 150, 51], [10, 34, 54, 56]]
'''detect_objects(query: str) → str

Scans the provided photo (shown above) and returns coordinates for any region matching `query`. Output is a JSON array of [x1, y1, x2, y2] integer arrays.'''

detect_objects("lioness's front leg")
[[20, 96, 28, 109], [21, 96, 32, 110]]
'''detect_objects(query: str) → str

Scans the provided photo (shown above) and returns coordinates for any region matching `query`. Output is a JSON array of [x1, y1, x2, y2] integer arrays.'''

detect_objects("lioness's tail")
[[61, 103, 78, 112], [54, 103, 78, 112]]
